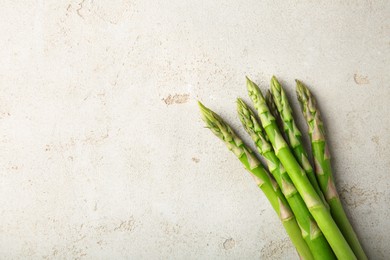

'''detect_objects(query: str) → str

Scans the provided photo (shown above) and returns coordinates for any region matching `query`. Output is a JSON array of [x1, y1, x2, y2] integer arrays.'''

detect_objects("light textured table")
[[0, 0, 389, 259]]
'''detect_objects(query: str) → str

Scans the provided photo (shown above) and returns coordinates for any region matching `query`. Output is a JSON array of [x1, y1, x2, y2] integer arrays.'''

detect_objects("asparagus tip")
[[245, 76, 264, 99], [295, 80, 308, 103], [197, 101, 214, 124], [270, 75, 281, 92], [236, 98, 247, 119], [197, 100, 205, 109], [245, 75, 253, 86]]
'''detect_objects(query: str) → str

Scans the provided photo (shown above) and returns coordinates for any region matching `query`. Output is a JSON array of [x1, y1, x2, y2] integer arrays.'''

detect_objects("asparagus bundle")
[[236, 98, 335, 260], [246, 77, 355, 259], [269, 76, 327, 207], [198, 75, 366, 259], [296, 81, 367, 260], [198, 101, 313, 259]]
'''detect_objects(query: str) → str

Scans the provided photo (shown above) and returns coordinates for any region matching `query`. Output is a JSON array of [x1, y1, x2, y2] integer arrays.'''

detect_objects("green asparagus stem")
[[270, 76, 327, 207], [296, 80, 367, 260], [237, 98, 335, 260], [198, 101, 313, 260], [246, 77, 356, 260]]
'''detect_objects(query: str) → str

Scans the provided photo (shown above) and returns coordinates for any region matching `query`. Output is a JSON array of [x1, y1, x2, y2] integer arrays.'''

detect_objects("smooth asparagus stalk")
[[246, 77, 356, 260], [270, 76, 327, 207], [237, 98, 335, 260], [296, 80, 367, 260], [198, 101, 313, 260]]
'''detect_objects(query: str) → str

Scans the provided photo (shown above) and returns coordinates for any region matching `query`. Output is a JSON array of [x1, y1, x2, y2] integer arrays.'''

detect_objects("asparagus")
[[296, 80, 367, 260], [265, 90, 285, 134], [198, 101, 313, 260], [265, 90, 278, 118], [246, 77, 356, 260], [270, 76, 327, 207], [265, 90, 291, 143], [237, 98, 335, 260]]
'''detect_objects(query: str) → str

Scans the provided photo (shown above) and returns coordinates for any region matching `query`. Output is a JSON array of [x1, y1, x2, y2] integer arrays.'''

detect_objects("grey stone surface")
[[0, 0, 389, 259]]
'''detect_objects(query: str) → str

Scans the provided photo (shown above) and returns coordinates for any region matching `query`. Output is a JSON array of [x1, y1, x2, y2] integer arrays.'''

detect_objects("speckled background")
[[0, 0, 389, 259]]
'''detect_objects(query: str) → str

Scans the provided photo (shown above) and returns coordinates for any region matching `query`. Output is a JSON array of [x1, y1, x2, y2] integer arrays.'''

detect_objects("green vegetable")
[[246, 77, 356, 260], [296, 80, 367, 260], [237, 98, 335, 260], [270, 76, 327, 207], [198, 101, 313, 260], [265, 90, 285, 136]]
